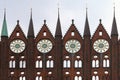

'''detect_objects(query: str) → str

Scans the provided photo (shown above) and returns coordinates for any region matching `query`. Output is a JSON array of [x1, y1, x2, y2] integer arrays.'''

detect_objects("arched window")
[[92, 56, 99, 68], [19, 60, 26, 68], [74, 60, 82, 68], [9, 56, 15, 68], [103, 59, 109, 67], [63, 60, 71, 68], [74, 76, 82, 80], [36, 60, 42, 68], [92, 59, 99, 68], [92, 76, 99, 80], [19, 76, 26, 80], [103, 56, 110, 67], [36, 76, 42, 80], [9, 60, 15, 68], [19, 72, 26, 80], [92, 71, 99, 80], [46, 60, 54, 68]]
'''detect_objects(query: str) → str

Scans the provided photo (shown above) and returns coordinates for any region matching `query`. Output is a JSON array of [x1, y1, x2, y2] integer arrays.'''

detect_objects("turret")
[[27, 9, 35, 38], [0, 9, 9, 80], [1, 9, 8, 38], [55, 8, 63, 80], [111, 8, 118, 37], [26, 9, 35, 80], [111, 7, 119, 80], [83, 8, 91, 37], [83, 8, 91, 80], [55, 8, 62, 38]]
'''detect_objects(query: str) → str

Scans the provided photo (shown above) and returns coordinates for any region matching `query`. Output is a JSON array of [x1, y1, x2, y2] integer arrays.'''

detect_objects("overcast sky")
[[0, 0, 120, 37]]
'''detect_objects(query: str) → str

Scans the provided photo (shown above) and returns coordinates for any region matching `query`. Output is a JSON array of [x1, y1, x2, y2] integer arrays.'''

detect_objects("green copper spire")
[[1, 9, 8, 37]]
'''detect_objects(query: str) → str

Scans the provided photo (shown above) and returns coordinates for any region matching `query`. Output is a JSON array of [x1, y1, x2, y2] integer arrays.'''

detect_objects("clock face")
[[37, 39, 53, 53], [10, 39, 25, 53], [93, 39, 109, 53], [65, 39, 81, 53]]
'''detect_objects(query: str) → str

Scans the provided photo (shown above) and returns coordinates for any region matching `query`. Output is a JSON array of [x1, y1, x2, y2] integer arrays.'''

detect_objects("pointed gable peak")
[[99, 19, 102, 25], [1, 9, 8, 37], [27, 9, 35, 38], [9, 20, 26, 39], [92, 19, 110, 39], [14, 20, 22, 30], [16, 20, 20, 26], [70, 19, 76, 27], [43, 20, 47, 26], [42, 20, 49, 28], [67, 19, 76, 30], [70, 19, 77, 29], [42, 20, 52, 34], [69, 19, 75, 27], [14, 20, 25, 34], [64, 19, 81, 39], [39, 20, 52, 35], [111, 7, 118, 36], [84, 8, 91, 37], [97, 19, 104, 29], [55, 8, 62, 37], [15, 20, 23, 31], [36, 20, 54, 41]]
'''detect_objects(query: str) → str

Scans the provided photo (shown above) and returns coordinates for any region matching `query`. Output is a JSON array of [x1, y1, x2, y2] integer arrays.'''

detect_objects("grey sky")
[[0, 0, 120, 37]]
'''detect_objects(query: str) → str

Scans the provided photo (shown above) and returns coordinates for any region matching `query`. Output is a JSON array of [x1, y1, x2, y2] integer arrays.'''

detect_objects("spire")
[[1, 8, 8, 37], [111, 6, 118, 36], [84, 8, 91, 37], [27, 9, 35, 38], [55, 8, 62, 37]]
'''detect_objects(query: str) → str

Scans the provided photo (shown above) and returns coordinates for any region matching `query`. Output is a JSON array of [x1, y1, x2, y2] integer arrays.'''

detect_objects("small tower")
[[111, 7, 119, 80], [83, 8, 91, 80], [83, 8, 91, 37], [1, 9, 8, 37], [55, 8, 62, 38], [27, 9, 35, 38], [55, 8, 63, 80], [0, 9, 9, 80], [111, 8, 118, 37], [27, 9, 35, 80]]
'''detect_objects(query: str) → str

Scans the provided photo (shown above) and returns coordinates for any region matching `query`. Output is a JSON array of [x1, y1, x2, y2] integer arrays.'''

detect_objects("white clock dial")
[[37, 39, 53, 53], [93, 39, 109, 53], [10, 39, 25, 53], [65, 39, 81, 53]]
